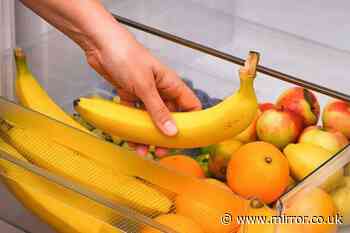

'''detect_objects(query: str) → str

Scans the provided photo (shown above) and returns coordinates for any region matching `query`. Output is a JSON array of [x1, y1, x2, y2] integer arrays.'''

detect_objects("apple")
[[284, 187, 337, 233], [259, 102, 275, 112], [276, 87, 320, 126], [331, 177, 350, 226], [323, 99, 350, 139], [299, 126, 349, 154], [256, 109, 303, 149], [208, 139, 242, 180], [235, 110, 261, 143]]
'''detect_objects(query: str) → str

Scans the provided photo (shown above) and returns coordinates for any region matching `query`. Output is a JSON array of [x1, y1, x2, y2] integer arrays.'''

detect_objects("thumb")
[[139, 85, 178, 136]]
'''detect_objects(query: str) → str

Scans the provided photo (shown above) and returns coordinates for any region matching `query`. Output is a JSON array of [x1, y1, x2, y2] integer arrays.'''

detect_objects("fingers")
[[154, 147, 169, 158], [137, 83, 178, 136], [176, 83, 202, 111], [155, 68, 202, 112], [127, 142, 149, 156], [164, 100, 177, 112], [135, 144, 149, 156], [117, 88, 139, 107], [129, 142, 169, 158]]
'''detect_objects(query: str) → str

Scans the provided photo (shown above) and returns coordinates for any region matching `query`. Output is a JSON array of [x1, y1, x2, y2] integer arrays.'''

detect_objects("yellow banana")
[[14, 48, 132, 173], [14, 48, 89, 133], [0, 122, 172, 215], [0, 138, 123, 233], [75, 52, 260, 148], [6, 180, 124, 233]]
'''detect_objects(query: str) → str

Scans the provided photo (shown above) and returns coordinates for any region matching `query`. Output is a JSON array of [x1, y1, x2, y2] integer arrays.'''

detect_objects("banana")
[[0, 121, 173, 215], [14, 48, 89, 133], [6, 180, 124, 233], [0, 138, 123, 233], [75, 52, 260, 148], [14, 48, 136, 175]]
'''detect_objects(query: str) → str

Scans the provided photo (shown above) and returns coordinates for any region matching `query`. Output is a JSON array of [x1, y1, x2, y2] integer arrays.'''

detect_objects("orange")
[[159, 155, 205, 178], [227, 141, 289, 204], [141, 214, 203, 233], [175, 183, 247, 233]]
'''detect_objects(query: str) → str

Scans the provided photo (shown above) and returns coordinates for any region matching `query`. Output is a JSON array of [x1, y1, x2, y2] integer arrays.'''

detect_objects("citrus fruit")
[[141, 214, 203, 233], [175, 184, 246, 233], [159, 155, 205, 178], [227, 141, 289, 204]]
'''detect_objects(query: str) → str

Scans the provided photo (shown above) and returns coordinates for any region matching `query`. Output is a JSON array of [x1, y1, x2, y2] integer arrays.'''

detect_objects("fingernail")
[[163, 120, 178, 136], [136, 146, 148, 156], [155, 148, 168, 158]]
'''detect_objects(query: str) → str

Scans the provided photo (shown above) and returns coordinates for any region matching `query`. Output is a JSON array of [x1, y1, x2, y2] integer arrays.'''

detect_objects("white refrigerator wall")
[[0, 3, 66, 233], [192, 0, 350, 52], [14, 1, 52, 46], [0, 0, 15, 98], [13, 0, 350, 103]]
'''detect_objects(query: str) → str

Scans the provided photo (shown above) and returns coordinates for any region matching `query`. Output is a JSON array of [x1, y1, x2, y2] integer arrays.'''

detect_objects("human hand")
[[84, 27, 201, 156], [20, 0, 200, 156]]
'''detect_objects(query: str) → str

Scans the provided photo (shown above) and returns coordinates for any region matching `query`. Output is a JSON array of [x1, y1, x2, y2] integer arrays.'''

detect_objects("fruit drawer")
[[1, 1, 350, 233]]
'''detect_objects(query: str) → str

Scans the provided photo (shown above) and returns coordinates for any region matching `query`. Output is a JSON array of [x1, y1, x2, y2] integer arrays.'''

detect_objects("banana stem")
[[238, 51, 260, 95], [240, 51, 260, 78], [14, 48, 30, 76]]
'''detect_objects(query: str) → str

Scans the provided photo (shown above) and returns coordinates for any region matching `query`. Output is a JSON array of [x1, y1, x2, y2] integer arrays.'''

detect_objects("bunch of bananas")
[[0, 138, 123, 233]]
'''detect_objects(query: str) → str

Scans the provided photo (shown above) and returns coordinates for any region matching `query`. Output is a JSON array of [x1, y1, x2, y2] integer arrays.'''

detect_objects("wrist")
[[78, 19, 136, 55], [94, 21, 136, 50]]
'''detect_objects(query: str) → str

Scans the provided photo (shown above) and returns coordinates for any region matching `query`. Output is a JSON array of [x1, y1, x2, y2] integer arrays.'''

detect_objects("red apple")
[[259, 102, 275, 112], [256, 109, 303, 149], [208, 139, 242, 180], [323, 99, 350, 139], [299, 126, 349, 153], [276, 87, 320, 126]]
